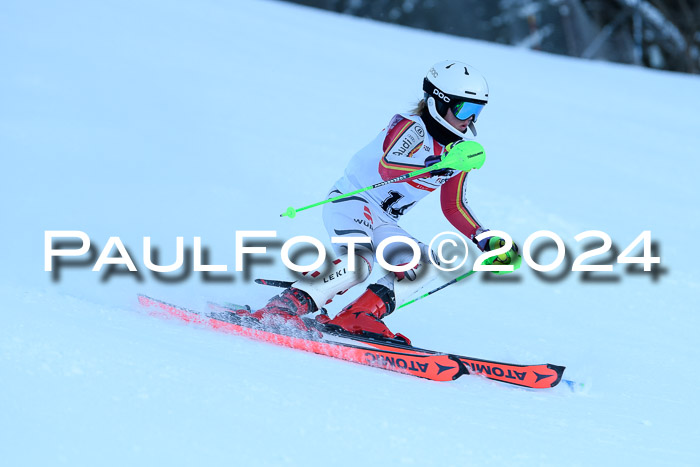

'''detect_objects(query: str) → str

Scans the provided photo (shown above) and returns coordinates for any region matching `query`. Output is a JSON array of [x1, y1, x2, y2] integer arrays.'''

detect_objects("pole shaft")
[[397, 270, 477, 309]]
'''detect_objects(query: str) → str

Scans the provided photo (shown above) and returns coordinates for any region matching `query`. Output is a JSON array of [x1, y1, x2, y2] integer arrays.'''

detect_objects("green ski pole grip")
[[441, 141, 485, 172]]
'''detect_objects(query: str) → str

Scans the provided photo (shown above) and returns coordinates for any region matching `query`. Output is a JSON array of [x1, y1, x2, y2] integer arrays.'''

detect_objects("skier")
[[250, 60, 520, 343]]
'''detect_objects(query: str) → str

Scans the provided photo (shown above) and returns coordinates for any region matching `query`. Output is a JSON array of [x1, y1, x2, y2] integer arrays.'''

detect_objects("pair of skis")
[[138, 294, 575, 390]]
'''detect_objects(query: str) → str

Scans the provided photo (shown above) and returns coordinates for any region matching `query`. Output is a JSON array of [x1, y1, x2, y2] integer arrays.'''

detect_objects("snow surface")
[[2, 0, 700, 465]]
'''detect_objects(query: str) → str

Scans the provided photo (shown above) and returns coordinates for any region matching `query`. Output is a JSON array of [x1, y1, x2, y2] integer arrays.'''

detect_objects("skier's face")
[[445, 107, 472, 133]]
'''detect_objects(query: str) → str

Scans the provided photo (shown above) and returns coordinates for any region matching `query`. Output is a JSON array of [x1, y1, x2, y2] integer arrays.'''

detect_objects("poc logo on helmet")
[[433, 88, 450, 103]]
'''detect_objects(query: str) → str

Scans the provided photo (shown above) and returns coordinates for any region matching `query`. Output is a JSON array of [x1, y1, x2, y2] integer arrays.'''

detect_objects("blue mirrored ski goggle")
[[451, 100, 485, 121]]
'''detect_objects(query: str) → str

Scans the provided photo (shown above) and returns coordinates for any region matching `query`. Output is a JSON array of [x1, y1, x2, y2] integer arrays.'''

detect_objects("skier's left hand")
[[476, 233, 521, 273]]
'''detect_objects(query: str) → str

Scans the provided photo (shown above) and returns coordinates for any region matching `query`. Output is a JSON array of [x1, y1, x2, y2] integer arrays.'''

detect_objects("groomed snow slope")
[[1, 0, 699, 465]]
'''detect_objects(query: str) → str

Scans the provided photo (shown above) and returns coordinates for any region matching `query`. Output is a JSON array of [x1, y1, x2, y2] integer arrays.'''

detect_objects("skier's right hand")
[[424, 155, 452, 176], [441, 140, 486, 172]]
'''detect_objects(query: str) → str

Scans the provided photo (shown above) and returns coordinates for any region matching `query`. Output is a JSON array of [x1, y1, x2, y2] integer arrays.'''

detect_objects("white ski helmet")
[[422, 60, 489, 139]]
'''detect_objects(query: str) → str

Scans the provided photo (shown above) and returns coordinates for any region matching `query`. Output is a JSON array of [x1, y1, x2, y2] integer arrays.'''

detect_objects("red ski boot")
[[319, 284, 411, 345], [249, 287, 320, 336]]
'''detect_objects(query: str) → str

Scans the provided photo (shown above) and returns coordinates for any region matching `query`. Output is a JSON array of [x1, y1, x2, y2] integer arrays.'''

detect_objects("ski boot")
[[318, 284, 411, 345], [249, 287, 321, 336]]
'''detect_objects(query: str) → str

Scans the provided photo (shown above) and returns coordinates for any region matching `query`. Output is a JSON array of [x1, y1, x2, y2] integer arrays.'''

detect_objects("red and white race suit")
[[295, 113, 489, 309], [323, 112, 486, 262]]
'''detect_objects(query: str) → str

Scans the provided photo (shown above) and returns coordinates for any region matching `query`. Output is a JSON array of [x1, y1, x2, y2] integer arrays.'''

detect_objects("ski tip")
[[547, 364, 566, 388]]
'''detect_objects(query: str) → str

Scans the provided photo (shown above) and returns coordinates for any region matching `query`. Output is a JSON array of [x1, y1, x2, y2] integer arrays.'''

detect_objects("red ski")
[[137, 294, 566, 388]]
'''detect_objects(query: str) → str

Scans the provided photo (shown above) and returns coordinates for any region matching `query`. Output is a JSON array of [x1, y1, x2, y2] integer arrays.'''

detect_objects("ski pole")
[[397, 269, 478, 309], [397, 249, 523, 309], [281, 141, 485, 218], [281, 165, 434, 218]]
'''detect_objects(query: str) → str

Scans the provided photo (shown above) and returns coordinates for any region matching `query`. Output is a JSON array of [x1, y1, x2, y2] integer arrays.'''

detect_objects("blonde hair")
[[411, 99, 426, 115]]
